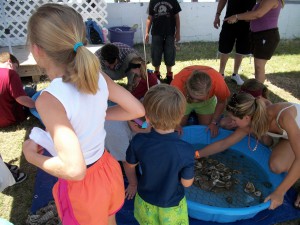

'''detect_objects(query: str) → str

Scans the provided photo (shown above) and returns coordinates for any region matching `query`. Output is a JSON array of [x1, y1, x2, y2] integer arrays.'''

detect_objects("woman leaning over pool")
[[195, 92, 300, 210]]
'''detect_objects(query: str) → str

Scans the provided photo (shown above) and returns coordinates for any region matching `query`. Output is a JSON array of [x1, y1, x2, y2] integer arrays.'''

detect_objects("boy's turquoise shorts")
[[185, 96, 217, 115], [134, 193, 189, 225]]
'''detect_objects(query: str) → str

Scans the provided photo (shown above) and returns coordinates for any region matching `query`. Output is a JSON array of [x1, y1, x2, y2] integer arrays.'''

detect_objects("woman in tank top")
[[224, 0, 285, 83], [196, 92, 300, 210]]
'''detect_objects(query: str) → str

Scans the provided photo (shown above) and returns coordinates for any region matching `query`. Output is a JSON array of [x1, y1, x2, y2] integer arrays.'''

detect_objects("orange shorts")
[[53, 150, 124, 225]]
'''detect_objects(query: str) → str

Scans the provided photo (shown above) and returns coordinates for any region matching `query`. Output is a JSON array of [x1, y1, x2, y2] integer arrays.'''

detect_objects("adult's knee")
[[269, 159, 287, 174]]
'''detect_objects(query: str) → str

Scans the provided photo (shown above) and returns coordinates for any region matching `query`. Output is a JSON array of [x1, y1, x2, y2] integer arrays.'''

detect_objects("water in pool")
[[186, 144, 273, 208]]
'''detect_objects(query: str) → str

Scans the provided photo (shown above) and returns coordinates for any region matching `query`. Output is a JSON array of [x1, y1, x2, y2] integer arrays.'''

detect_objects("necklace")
[[248, 133, 258, 151]]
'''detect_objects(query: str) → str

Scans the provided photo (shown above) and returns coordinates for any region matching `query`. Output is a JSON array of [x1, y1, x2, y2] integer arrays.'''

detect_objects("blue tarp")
[[117, 183, 300, 225], [31, 163, 300, 225]]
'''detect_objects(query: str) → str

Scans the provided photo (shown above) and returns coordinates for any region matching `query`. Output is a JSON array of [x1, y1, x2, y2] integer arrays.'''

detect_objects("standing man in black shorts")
[[214, 0, 256, 85]]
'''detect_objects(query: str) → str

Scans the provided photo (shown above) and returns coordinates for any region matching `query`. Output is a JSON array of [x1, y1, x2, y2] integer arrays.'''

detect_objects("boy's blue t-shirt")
[[126, 129, 194, 208]]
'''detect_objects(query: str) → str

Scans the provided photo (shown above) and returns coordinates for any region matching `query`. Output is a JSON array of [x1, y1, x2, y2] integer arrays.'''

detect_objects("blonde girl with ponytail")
[[196, 92, 300, 211], [22, 3, 145, 225]]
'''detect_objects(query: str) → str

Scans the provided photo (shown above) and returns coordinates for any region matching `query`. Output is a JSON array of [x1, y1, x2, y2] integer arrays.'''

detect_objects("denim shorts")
[[151, 35, 176, 67]]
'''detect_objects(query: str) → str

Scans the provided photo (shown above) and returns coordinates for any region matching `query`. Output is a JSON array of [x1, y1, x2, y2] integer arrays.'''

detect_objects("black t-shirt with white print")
[[148, 0, 181, 36]]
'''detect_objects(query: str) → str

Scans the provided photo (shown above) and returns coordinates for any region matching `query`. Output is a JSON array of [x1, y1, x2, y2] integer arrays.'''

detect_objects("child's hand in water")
[[125, 183, 137, 200]]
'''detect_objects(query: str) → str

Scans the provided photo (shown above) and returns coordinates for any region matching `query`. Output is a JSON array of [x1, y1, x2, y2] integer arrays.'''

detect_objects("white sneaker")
[[231, 74, 244, 86]]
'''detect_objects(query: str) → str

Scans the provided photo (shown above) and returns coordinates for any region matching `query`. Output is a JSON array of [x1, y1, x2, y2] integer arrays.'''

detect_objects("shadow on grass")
[[225, 74, 290, 103], [2, 116, 43, 225], [267, 71, 300, 102], [274, 39, 300, 56]]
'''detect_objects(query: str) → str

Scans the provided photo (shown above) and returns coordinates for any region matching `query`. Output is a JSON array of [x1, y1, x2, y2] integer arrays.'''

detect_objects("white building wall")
[[106, 2, 300, 44]]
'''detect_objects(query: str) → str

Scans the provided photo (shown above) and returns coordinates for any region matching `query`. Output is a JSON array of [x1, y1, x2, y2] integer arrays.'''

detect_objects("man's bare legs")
[[219, 53, 230, 76], [233, 54, 243, 75], [219, 53, 243, 75], [254, 58, 268, 83], [219, 53, 244, 85]]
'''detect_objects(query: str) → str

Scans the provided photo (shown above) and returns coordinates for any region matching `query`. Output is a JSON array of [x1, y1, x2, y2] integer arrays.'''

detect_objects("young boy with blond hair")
[[125, 84, 194, 224]]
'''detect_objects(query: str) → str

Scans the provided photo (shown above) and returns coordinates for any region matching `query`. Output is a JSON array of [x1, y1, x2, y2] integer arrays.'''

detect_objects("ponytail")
[[227, 93, 269, 139], [64, 46, 100, 94], [27, 3, 100, 95], [250, 98, 269, 139]]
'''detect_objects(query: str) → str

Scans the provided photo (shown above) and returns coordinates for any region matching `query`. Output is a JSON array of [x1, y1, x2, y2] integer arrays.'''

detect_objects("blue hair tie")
[[73, 42, 83, 52]]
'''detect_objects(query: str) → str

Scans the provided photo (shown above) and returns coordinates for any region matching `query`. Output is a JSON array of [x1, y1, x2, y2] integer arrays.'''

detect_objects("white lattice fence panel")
[[0, 0, 107, 47]]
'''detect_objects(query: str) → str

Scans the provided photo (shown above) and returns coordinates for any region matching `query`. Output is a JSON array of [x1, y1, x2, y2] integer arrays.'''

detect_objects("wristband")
[[216, 12, 221, 16], [195, 150, 200, 159], [235, 14, 239, 21]]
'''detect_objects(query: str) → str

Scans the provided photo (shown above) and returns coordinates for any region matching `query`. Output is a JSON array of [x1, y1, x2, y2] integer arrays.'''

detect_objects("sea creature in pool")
[[244, 182, 255, 193], [195, 160, 203, 169], [244, 182, 262, 198], [194, 157, 238, 192]]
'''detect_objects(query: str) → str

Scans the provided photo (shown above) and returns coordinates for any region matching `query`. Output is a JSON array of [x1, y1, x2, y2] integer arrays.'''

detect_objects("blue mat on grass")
[[31, 157, 300, 224], [30, 151, 57, 213]]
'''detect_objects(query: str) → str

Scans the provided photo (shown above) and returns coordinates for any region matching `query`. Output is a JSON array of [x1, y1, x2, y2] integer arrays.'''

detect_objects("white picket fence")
[[0, 0, 108, 48]]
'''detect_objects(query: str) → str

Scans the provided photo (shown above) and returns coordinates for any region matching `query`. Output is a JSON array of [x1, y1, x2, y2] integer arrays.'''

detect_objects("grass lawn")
[[0, 39, 300, 224]]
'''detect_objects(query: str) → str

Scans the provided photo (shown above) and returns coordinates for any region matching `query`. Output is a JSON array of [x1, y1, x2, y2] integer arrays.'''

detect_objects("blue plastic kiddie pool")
[[181, 125, 285, 223]]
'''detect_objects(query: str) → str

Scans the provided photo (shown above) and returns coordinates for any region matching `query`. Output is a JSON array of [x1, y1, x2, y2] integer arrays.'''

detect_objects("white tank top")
[[30, 74, 108, 165], [266, 103, 300, 140]]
